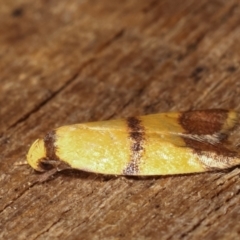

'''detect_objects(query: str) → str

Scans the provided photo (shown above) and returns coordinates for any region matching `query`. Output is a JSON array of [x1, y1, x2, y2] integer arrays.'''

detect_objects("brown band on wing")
[[179, 110, 238, 170], [179, 109, 229, 135], [44, 130, 59, 160], [184, 137, 238, 170], [183, 138, 237, 157], [123, 117, 145, 175], [37, 130, 70, 172]]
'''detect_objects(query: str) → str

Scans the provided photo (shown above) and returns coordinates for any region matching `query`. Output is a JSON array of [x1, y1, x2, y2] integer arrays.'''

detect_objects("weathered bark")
[[1, 0, 240, 239]]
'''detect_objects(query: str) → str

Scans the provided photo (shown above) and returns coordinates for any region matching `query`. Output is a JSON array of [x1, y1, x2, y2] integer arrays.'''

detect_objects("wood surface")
[[1, 0, 240, 239]]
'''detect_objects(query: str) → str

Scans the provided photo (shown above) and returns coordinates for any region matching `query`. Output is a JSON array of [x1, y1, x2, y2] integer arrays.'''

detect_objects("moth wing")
[[140, 110, 240, 173]]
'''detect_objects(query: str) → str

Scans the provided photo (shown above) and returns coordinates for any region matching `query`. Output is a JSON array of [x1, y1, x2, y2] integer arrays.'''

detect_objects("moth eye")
[[38, 159, 54, 171]]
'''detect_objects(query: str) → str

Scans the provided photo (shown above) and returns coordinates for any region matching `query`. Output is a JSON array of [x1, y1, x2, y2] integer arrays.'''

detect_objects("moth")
[[27, 109, 240, 178]]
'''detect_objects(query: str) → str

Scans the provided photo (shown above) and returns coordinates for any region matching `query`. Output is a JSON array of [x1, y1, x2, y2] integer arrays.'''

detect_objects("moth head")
[[27, 138, 69, 173], [27, 138, 54, 172]]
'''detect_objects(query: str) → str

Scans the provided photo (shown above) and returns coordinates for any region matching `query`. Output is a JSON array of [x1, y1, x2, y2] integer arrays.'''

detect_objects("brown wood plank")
[[1, 0, 240, 239]]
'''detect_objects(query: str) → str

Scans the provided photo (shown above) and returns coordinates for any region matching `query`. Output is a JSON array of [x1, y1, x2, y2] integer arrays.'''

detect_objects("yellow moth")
[[27, 109, 240, 178]]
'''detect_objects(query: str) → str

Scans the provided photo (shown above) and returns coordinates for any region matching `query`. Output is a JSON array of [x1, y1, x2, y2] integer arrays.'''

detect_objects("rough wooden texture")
[[1, 0, 240, 239]]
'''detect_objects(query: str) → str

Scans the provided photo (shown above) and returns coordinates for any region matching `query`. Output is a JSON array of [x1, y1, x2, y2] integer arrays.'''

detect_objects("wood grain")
[[1, 0, 240, 239]]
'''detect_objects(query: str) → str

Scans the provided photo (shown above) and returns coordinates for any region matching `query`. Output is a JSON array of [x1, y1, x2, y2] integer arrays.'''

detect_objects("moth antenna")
[[14, 159, 28, 166]]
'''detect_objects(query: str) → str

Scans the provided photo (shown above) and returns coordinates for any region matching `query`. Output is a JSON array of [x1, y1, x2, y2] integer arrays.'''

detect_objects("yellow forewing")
[[55, 121, 131, 174], [26, 110, 240, 176]]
